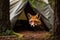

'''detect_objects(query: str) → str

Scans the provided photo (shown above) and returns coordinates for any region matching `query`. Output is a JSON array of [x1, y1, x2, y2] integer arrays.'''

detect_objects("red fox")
[[28, 13, 43, 27]]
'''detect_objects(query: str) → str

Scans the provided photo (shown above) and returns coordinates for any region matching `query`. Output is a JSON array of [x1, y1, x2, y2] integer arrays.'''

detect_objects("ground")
[[16, 30, 52, 40]]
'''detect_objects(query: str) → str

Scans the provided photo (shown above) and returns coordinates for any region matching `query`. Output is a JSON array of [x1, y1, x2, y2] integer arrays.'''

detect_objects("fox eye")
[[31, 21, 32, 22], [34, 21, 36, 22]]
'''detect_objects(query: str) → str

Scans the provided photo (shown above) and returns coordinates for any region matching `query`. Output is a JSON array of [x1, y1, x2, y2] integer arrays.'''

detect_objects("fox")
[[28, 13, 43, 27], [27, 13, 49, 31]]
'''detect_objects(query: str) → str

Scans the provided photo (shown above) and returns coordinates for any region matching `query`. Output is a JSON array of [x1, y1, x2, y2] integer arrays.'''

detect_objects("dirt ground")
[[17, 30, 52, 40]]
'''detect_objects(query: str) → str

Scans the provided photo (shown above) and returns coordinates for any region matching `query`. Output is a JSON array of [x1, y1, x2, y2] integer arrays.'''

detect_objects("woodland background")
[[0, 0, 60, 40]]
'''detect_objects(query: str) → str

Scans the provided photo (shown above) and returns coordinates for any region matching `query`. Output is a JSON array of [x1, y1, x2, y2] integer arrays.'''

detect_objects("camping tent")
[[10, 0, 54, 32]]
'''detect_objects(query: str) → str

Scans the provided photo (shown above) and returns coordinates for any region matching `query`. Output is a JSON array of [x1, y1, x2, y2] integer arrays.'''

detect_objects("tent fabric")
[[10, 0, 54, 31]]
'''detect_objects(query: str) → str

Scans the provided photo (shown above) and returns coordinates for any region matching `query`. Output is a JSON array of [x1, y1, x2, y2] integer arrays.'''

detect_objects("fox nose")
[[31, 22, 35, 27]]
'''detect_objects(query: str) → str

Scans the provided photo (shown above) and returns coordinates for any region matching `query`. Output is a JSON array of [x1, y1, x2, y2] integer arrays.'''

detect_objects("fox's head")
[[28, 13, 43, 27]]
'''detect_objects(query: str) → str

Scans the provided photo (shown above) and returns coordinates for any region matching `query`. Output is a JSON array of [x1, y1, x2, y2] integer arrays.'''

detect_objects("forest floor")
[[17, 30, 52, 40]]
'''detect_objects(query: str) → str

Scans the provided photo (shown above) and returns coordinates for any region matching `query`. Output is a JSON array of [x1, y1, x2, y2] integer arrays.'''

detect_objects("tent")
[[10, 0, 54, 32]]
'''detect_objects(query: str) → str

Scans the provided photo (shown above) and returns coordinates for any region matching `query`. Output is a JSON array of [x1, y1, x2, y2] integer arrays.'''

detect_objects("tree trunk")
[[55, 0, 60, 40], [0, 0, 11, 32]]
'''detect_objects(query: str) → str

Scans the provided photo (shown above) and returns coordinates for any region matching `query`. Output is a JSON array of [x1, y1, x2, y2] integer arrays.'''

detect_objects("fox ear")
[[27, 13, 32, 18], [36, 13, 41, 19], [36, 13, 39, 18]]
